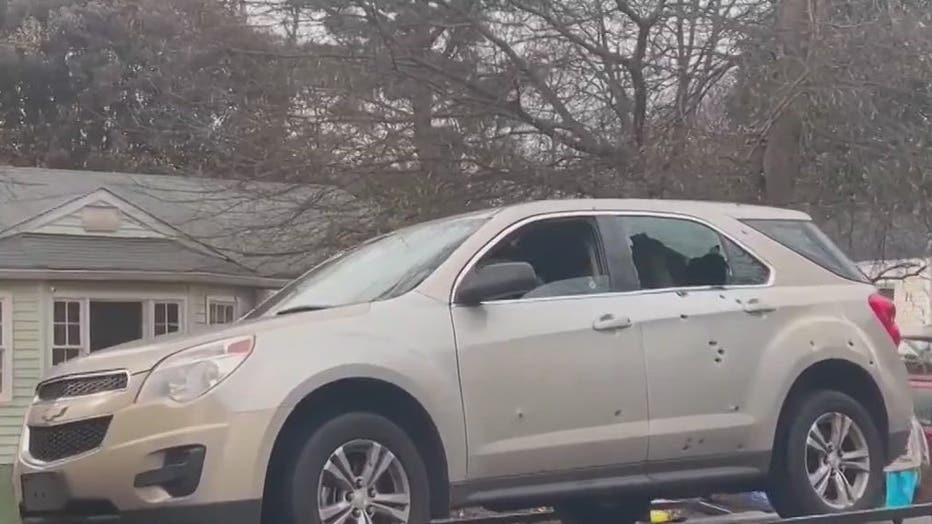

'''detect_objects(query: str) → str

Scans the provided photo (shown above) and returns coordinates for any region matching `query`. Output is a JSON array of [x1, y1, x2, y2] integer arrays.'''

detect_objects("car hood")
[[42, 303, 371, 380]]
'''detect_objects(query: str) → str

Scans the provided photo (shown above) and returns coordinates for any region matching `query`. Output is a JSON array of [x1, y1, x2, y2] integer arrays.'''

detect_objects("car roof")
[[496, 199, 812, 221]]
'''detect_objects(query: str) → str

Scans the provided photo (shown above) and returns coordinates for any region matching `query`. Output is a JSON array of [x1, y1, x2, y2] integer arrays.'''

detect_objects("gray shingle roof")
[[0, 166, 366, 278], [0, 234, 254, 275]]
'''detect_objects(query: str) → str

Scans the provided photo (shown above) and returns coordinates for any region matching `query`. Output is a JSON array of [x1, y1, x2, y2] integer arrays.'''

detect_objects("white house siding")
[[31, 205, 163, 238], [0, 282, 45, 465], [0, 280, 263, 465], [890, 273, 930, 330]]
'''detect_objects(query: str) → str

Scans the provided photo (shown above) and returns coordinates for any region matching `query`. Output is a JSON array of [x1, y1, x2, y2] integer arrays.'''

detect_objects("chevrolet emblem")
[[40, 405, 68, 424]]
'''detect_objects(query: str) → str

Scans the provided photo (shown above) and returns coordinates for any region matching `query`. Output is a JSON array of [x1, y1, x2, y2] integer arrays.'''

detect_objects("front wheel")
[[555, 497, 651, 524], [284, 412, 431, 524], [768, 390, 885, 517]]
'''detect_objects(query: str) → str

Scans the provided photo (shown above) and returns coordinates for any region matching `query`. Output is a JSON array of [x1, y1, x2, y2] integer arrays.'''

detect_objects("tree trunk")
[[763, 0, 812, 206], [407, 18, 451, 217], [411, 81, 442, 187]]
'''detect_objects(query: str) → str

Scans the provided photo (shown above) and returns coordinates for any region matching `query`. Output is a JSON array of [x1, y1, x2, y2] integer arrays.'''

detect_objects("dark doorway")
[[89, 301, 143, 352]]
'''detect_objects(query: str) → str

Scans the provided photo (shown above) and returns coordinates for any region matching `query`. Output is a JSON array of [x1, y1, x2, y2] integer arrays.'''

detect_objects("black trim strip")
[[450, 452, 770, 508]]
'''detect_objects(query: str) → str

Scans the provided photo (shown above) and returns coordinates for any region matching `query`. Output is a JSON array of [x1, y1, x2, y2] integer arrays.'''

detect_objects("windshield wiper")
[[275, 304, 334, 316]]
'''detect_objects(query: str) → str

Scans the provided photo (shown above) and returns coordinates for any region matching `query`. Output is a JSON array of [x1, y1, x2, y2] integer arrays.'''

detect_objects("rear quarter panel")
[[743, 283, 912, 455]]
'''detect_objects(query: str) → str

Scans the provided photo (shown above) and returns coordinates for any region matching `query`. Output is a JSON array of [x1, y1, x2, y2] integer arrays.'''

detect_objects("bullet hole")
[[698, 438, 705, 445], [719, 294, 727, 300], [737, 443, 745, 450], [717, 348, 725, 355], [614, 409, 622, 417], [709, 340, 718, 346], [714, 357, 723, 364], [847, 340, 855, 347], [735, 298, 743, 304], [682, 438, 693, 451], [516, 410, 524, 419], [869, 360, 875, 366], [730, 405, 740, 412], [680, 314, 689, 320], [810, 340, 815, 347]]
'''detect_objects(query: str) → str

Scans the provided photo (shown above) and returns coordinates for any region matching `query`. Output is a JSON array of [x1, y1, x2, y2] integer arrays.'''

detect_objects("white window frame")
[[0, 294, 12, 404], [49, 294, 187, 366], [151, 300, 184, 337], [207, 296, 238, 325], [51, 298, 86, 367]]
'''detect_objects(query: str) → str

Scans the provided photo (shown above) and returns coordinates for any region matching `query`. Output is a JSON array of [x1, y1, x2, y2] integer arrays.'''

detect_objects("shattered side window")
[[722, 237, 771, 285], [620, 216, 769, 289]]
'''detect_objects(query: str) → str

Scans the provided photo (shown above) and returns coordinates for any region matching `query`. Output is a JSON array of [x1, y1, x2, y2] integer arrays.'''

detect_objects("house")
[[0, 166, 361, 468], [818, 205, 932, 331], [859, 258, 932, 330]]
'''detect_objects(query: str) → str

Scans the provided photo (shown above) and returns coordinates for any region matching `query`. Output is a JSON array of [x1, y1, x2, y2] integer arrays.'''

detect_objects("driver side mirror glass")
[[456, 262, 538, 305]]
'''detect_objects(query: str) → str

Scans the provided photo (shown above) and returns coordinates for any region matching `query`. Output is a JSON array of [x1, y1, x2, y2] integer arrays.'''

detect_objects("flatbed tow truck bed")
[[435, 501, 932, 523]]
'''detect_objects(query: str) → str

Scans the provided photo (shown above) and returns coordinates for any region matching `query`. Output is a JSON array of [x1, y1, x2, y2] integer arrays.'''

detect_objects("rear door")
[[451, 213, 651, 479], [605, 214, 778, 465]]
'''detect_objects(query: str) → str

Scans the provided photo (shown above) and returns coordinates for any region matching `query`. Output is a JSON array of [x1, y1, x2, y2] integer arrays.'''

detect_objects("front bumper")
[[14, 374, 275, 523]]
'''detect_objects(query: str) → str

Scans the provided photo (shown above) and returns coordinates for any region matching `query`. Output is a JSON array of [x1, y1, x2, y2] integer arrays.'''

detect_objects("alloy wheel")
[[805, 412, 871, 509], [317, 439, 412, 524]]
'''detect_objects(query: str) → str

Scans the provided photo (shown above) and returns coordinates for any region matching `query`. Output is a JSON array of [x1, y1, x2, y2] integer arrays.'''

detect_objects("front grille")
[[29, 416, 112, 462], [37, 373, 128, 401]]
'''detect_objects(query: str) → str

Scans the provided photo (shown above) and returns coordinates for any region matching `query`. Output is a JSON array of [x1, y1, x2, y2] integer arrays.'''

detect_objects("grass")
[[0, 466, 18, 524]]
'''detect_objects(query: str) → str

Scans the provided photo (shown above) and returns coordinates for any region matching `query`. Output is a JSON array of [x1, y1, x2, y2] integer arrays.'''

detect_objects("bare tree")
[[6, 0, 932, 268]]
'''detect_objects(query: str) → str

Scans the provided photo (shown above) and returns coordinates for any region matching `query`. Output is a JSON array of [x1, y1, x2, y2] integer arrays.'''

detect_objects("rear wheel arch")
[[772, 359, 889, 467], [262, 377, 451, 520]]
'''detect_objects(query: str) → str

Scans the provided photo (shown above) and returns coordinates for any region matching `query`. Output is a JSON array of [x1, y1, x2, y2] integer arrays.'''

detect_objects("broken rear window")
[[742, 219, 869, 283]]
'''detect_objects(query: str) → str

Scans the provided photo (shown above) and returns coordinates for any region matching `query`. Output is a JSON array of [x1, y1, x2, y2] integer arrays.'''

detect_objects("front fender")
[[215, 293, 467, 495]]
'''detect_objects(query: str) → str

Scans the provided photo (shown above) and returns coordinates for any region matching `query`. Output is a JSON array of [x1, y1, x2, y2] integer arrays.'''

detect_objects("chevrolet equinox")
[[15, 199, 914, 524]]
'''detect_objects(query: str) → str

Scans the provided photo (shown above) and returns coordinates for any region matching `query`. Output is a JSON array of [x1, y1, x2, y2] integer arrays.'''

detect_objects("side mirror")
[[456, 262, 539, 305]]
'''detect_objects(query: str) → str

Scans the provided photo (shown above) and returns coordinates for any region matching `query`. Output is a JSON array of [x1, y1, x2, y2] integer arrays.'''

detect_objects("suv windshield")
[[246, 214, 489, 318]]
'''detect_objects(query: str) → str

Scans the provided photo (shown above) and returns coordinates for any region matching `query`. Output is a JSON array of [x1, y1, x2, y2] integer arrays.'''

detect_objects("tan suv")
[[15, 200, 913, 524]]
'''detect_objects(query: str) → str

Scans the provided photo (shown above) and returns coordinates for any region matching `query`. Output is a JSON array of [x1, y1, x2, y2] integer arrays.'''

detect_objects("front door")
[[89, 301, 143, 351], [609, 214, 775, 463], [452, 215, 650, 479]]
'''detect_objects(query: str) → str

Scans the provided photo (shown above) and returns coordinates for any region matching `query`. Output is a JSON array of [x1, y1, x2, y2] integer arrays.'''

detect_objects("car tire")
[[767, 390, 885, 518], [555, 497, 651, 524], [283, 412, 431, 524]]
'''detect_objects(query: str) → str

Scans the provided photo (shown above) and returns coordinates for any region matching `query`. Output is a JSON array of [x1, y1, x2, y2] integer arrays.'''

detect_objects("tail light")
[[869, 292, 901, 347]]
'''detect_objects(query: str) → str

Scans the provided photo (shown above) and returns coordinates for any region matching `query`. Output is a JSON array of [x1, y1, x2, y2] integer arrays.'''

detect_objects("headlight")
[[137, 335, 254, 404]]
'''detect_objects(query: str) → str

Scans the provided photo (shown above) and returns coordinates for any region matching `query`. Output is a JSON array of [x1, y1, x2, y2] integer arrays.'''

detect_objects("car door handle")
[[592, 314, 633, 332], [743, 298, 776, 315]]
